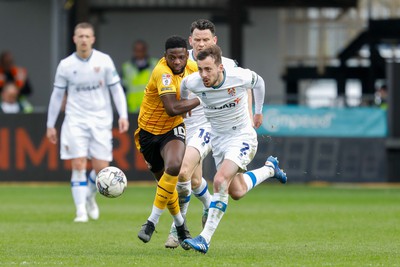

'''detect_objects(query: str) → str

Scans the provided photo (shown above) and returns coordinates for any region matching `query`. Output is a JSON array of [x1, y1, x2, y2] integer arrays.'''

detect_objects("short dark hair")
[[190, 19, 216, 35], [74, 22, 94, 34], [165, 35, 187, 51], [197, 44, 222, 65]]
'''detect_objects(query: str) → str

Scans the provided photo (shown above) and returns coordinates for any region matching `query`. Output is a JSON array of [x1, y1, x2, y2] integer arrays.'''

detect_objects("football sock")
[[176, 180, 191, 216], [192, 177, 211, 210], [200, 192, 229, 244], [167, 189, 180, 216], [153, 172, 178, 209], [71, 169, 88, 216], [148, 206, 163, 225], [87, 169, 97, 199], [243, 164, 274, 192]]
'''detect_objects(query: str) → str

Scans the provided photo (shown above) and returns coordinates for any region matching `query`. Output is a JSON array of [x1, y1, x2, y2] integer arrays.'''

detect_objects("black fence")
[[0, 113, 388, 183]]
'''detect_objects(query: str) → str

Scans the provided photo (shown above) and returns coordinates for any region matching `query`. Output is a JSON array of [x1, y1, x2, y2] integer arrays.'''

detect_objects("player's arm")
[[247, 89, 254, 127], [109, 82, 129, 133], [46, 87, 65, 144], [250, 72, 265, 129], [161, 93, 200, 117]]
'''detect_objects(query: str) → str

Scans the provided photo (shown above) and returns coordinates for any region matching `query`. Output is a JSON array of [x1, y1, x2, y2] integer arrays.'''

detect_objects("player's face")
[[197, 56, 223, 88], [73, 28, 95, 54], [165, 48, 188, 75], [189, 29, 217, 57]]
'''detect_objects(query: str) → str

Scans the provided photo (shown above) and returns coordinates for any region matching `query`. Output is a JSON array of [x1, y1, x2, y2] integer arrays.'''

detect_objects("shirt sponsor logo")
[[76, 82, 101, 92], [205, 102, 237, 110], [162, 74, 172, 86], [161, 87, 172, 92]]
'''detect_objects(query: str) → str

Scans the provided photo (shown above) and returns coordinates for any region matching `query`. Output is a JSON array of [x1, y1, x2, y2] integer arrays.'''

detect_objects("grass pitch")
[[0, 182, 399, 266]]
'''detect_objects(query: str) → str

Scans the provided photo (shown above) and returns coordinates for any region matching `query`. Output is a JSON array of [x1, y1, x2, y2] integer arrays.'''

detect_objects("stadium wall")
[[0, 113, 387, 183]]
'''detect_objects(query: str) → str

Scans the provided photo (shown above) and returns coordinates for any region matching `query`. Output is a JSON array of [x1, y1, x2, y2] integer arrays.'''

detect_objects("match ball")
[[96, 166, 127, 198]]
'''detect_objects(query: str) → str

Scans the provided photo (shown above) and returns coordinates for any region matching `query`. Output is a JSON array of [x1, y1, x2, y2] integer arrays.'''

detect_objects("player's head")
[[132, 39, 148, 60], [73, 22, 95, 57], [164, 35, 189, 75], [189, 19, 218, 58], [196, 44, 223, 88]]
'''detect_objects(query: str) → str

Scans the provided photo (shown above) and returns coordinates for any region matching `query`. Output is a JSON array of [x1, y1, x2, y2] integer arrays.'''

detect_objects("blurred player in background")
[[181, 45, 287, 254], [165, 18, 262, 248], [46, 22, 129, 223], [135, 36, 200, 248]]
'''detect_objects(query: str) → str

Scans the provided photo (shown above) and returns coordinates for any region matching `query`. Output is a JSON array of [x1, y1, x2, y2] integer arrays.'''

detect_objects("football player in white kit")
[[180, 45, 287, 254], [165, 19, 262, 248], [46, 22, 129, 223], [163, 19, 233, 248]]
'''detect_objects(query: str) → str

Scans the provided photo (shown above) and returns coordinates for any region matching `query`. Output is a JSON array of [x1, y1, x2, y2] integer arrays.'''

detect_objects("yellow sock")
[[167, 189, 180, 216], [153, 172, 178, 210]]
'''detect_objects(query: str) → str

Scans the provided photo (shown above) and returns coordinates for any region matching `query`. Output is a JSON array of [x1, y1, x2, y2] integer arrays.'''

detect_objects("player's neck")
[[76, 49, 93, 60]]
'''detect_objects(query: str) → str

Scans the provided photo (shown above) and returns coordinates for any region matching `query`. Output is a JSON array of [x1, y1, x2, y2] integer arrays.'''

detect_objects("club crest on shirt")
[[227, 88, 236, 96], [94, 67, 101, 73], [162, 74, 172, 86]]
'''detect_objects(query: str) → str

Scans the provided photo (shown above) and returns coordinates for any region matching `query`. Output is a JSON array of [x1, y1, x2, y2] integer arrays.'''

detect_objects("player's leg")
[[183, 159, 239, 254], [70, 157, 89, 222], [60, 121, 90, 222], [165, 145, 201, 248], [86, 126, 113, 220], [86, 158, 109, 220], [228, 156, 287, 200], [137, 125, 191, 247], [191, 161, 212, 228]]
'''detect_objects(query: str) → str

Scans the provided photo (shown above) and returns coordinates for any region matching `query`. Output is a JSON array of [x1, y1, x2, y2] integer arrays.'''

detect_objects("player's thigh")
[[89, 126, 113, 162], [60, 121, 90, 159], [212, 129, 258, 171], [179, 146, 202, 182]]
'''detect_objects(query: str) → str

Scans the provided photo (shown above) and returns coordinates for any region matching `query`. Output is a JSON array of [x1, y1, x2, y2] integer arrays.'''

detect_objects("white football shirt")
[[181, 66, 259, 134], [54, 49, 120, 127], [184, 49, 238, 135]]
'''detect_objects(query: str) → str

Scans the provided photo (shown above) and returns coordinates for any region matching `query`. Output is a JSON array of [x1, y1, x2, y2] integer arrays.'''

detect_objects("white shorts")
[[186, 124, 212, 160], [60, 119, 113, 161], [211, 127, 258, 172]]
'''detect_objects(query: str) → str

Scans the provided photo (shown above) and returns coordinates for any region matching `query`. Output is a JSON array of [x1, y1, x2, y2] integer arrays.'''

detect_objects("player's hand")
[[47, 128, 58, 144], [118, 118, 129, 133], [253, 114, 263, 129]]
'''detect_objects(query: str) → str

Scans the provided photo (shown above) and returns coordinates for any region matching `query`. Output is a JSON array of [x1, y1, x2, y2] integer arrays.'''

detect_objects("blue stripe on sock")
[[88, 174, 96, 184], [245, 171, 257, 189], [210, 201, 227, 212], [71, 181, 88, 187], [194, 183, 208, 197], [182, 195, 191, 203]]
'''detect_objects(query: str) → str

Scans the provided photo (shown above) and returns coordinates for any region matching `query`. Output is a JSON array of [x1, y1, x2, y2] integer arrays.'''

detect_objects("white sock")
[[192, 178, 212, 210], [243, 164, 274, 192], [200, 192, 229, 244], [71, 169, 88, 216], [87, 169, 97, 200], [148, 205, 164, 226], [177, 180, 191, 217], [172, 212, 185, 227]]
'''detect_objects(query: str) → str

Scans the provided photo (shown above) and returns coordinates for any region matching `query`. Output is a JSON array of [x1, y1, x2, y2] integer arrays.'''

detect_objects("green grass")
[[0, 183, 399, 266]]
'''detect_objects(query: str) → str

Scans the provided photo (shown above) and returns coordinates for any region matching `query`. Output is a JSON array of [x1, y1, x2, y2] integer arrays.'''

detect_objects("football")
[[96, 166, 127, 198]]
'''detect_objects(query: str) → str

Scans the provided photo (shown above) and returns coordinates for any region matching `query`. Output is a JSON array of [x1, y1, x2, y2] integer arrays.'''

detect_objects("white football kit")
[[47, 49, 127, 161], [184, 49, 237, 159], [181, 66, 265, 170]]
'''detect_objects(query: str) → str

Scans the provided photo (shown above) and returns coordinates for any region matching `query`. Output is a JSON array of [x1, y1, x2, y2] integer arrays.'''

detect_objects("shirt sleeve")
[[249, 71, 265, 114], [46, 87, 65, 128], [109, 82, 128, 119]]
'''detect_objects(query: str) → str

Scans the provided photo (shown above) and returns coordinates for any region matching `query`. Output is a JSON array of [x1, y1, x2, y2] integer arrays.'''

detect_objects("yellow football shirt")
[[137, 57, 198, 135]]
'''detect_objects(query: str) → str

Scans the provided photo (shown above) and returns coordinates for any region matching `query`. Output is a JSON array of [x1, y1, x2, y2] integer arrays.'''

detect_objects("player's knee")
[[191, 175, 202, 189], [228, 189, 243, 201], [164, 164, 181, 176], [178, 168, 191, 182]]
